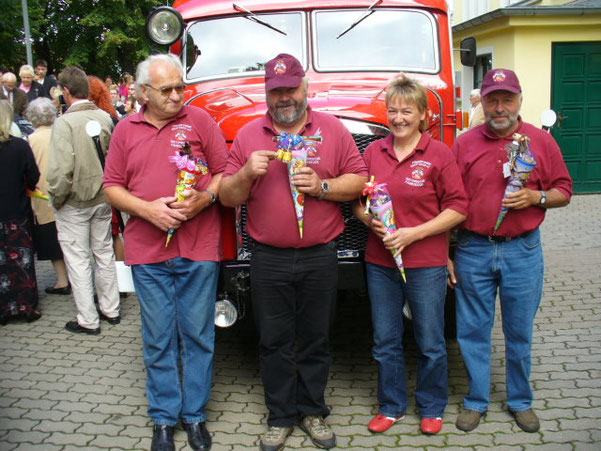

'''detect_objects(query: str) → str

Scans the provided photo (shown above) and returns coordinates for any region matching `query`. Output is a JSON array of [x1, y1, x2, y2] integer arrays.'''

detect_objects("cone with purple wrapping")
[[494, 133, 537, 233], [363, 176, 406, 282]]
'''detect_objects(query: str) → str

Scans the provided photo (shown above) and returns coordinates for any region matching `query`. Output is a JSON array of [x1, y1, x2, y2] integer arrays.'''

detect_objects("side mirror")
[[460, 37, 477, 67]]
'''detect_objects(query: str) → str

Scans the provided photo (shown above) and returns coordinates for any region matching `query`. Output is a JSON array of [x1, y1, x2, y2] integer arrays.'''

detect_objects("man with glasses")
[[103, 54, 228, 451]]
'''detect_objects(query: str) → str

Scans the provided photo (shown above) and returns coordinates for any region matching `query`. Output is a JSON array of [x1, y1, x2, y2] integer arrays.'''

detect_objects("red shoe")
[[420, 417, 443, 435], [368, 414, 405, 433]]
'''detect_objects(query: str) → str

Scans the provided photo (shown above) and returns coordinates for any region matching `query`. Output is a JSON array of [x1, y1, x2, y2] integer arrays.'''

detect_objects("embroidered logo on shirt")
[[411, 167, 425, 180], [170, 124, 192, 149], [274, 60, 287, 75], [405, 160, 431, 187]]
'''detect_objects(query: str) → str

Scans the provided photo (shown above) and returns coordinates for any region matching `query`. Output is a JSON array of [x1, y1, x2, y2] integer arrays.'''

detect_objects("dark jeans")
[[250, 240, 338, 427]]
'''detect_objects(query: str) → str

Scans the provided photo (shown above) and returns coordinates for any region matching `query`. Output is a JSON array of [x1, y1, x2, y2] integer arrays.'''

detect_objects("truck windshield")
[[313, 9, 438, 73], [185, 12, 304, 80]]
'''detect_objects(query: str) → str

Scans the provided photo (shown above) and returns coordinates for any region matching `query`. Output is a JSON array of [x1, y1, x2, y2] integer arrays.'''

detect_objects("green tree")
[[0, 0, 165, 79]]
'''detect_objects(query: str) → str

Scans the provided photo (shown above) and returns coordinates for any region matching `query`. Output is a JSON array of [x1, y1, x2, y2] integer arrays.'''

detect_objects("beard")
[[268, 97, 308, 126], [486, 111, 519, 131]]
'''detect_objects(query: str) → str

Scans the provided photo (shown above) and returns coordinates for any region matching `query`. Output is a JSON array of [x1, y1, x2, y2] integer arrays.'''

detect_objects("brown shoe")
[[300, 416, 336, 449], [456, 409, 483, 432], [512, 408, 540, 432], [259, 426, 293, 451]]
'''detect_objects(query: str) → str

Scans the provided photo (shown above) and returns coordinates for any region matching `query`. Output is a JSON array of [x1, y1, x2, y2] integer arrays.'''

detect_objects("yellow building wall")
[[453, 15, 601, 126]]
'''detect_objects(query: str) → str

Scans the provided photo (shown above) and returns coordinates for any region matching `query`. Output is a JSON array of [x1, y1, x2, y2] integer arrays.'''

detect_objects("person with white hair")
[[104, 53, 228, 451], [468, 88, 484, 129], [19, 64, 44, 102], [24, 98, 70, 296], [0, 72, 28, 116]]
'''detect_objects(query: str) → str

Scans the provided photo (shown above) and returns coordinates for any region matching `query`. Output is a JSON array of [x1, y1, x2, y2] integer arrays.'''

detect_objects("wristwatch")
[[204, 189, 217, 204], [319, 180, 330, 200], [539, 190, 546, 206]]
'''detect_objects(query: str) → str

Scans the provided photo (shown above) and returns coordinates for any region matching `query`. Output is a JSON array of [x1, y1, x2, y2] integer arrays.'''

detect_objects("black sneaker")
[[99, 312, 121, 325], [65, 320, 100, 335]]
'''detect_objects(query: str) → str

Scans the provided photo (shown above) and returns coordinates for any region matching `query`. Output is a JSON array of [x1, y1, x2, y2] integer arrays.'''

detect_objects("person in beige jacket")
[[47, 66, 120, 335], [24, 98, 70, 295]]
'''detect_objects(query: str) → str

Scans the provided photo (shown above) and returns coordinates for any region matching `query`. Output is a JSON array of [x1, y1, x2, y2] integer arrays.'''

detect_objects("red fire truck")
[[145, 0, 475, 328]]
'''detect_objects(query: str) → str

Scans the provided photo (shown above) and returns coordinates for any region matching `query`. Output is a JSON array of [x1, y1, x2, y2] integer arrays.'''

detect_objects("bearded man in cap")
[[451, 68, 572, 433], [220, 53, 367, 451]]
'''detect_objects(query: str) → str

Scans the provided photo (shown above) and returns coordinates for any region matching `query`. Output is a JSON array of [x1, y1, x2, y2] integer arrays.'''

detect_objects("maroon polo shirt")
[[363, 133, 468, 269], [223, 106, 368, 248], [103, 105, 228, 265], [453, 118, 572, 237]]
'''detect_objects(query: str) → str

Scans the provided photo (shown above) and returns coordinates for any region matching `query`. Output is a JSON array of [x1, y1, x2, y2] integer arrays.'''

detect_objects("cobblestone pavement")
[[1, 194, 600, 450]]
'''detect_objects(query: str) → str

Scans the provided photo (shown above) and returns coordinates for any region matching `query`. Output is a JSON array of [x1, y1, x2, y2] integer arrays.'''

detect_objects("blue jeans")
[[454, 229, 544, 413], [131, 258, 218, 426], [366, 263, 448, 418]]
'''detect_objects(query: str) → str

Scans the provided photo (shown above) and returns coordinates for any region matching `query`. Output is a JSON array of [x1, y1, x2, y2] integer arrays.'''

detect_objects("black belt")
[[463, 230, 532, 243]]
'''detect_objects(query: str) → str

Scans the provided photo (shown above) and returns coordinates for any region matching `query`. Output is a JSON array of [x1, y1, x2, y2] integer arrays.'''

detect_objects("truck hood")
[[187, 78, 390, 142]]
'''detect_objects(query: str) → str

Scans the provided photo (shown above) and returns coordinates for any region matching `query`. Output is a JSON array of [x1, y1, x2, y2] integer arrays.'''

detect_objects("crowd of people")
[[0, 52, 572, 451]]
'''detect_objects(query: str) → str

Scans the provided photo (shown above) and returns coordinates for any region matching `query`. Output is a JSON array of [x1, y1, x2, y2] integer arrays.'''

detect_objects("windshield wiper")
[[336, 0, 383, 39], [233, 3, 287, 36]]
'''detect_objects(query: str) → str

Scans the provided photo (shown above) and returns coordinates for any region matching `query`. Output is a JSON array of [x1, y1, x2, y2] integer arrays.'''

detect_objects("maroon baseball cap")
[[264, 53, 305, 91], [480, 68, 522, 97]]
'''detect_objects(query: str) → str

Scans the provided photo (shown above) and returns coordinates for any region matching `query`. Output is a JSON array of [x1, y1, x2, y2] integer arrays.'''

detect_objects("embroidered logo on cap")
[[492, 71, 506, 83], [274, 60, 287, 75]]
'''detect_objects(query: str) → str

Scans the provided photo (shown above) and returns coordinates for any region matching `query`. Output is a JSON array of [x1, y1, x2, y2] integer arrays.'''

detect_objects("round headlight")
[[146, 6, 184, 46], [214, 299, 238, 328]]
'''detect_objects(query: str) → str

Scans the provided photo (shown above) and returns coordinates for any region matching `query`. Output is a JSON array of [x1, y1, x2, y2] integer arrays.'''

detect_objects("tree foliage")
[[0, 0, 165, 80]]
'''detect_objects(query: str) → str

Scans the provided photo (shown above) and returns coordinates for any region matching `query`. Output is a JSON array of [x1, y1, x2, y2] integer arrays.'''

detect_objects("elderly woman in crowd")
[[24, 98, 71, 295], [19, 65, 44, 102], [353, 75, 468, 435], [0, 99, 41, 325]]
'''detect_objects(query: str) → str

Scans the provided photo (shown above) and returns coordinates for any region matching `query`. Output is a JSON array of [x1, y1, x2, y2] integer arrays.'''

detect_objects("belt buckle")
[[488, 235, 510, 243]]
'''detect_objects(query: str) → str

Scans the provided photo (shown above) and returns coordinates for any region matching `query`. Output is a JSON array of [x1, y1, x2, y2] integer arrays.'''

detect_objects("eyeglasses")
[[144, 83, 185, 96]]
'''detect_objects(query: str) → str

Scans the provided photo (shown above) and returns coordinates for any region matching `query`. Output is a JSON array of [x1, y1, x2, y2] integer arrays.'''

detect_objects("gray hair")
[[0, 99, 14, 142], [136, 53, 184, 91], [19, 64, 35, 78], [2, 72, 16, 84], [25, 97, 57, 128], [470, 88, 481, 98]]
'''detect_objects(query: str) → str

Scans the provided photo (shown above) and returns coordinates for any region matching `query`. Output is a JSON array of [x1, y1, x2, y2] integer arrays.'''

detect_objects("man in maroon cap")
[[220, 53, 367, 450], [451, 68, 572, 433]]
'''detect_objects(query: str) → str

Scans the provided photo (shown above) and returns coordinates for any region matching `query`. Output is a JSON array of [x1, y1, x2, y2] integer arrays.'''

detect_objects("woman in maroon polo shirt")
[[354, 75, 468, 436]]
